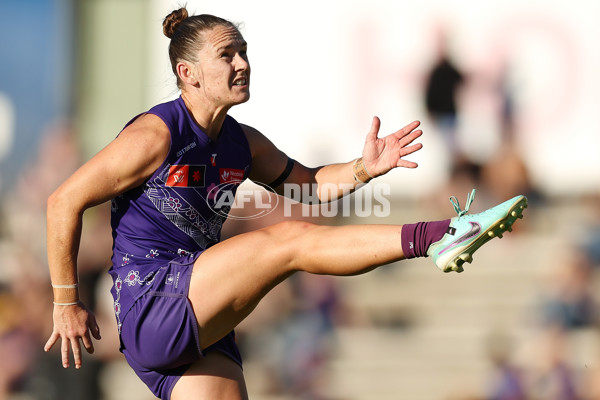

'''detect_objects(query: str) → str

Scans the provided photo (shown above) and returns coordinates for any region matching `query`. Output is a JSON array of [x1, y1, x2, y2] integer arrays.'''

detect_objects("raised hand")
[[361, 117, 423, 177]]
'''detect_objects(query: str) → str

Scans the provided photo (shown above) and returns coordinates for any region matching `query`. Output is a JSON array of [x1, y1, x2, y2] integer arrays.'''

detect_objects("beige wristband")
[[353, 157, 374, 183], [52, 283, 78, 289], [52, 286, 80, 304]]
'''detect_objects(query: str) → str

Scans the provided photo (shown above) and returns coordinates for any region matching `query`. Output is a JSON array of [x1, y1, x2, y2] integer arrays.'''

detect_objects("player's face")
[[195, 25, 250, 107]]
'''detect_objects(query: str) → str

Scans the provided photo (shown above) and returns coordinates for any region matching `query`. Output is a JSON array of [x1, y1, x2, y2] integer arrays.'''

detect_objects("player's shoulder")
[[239, 123, 270, 144], [239, 123, 271, 153], [126, 113, 169, 133], [239, 123, 260, 136], [120, 113, 171, 148]]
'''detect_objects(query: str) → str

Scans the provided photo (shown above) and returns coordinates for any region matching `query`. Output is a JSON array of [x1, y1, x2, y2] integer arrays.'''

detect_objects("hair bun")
[[163, 7, 189, 39]]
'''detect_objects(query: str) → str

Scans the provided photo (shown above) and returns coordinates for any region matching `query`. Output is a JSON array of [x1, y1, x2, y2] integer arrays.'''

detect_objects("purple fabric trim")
[[401, 219, 450, 259]]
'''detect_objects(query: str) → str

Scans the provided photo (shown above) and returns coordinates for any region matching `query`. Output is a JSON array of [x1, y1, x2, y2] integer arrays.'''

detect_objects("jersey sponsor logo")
[[210, 153, 217, 166], [166, 165, 206, 187], [176, 141, 197, 157], [219, 168, 245, 184]]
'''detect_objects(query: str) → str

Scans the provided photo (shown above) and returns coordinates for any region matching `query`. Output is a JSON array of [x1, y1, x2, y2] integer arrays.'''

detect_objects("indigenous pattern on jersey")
[[109, 96, 252, 330]]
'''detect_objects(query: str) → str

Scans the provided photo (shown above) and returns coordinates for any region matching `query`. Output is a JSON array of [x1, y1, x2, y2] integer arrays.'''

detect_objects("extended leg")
[[178, 191, 527, 399], [189, 220, 407, 349], [188, 190, 528, 349]]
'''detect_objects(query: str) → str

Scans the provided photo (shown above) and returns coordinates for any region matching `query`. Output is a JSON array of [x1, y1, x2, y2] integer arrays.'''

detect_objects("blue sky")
[[0, 0, 72, 193]]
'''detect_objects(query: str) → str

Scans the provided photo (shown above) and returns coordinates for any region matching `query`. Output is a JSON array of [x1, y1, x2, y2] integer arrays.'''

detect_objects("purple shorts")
[[119, 257, 242, 400]]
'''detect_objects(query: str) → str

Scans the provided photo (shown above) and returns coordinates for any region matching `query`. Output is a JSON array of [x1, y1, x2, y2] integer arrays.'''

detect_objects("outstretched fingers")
[[397, 143, 423, 168], [71, 336, 84, 369], [44, 331, 59, 353], [394, 122, 423, 168], [81, 314, 101, 355], [361, 117, 425, 174], [393, 120, 421, 140], [48, 331, 94, 369], [81, 331, 95, 355], [398, 128, 423, 148], [45, 305, 101, 369], [90, 313, 102, 341], [61, 336, 72, 368], [365, 116, 381, 144], [46, 331, 75, 368]]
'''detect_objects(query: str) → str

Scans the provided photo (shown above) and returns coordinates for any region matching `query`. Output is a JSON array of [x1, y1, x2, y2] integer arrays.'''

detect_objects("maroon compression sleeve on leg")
[[401, 219, 451, 259]]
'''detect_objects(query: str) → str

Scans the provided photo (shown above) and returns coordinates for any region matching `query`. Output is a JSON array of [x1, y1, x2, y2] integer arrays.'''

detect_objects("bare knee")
[[262, 220, 319, 271], [263, 220, 318, 251], [265, 220, 317, 239]]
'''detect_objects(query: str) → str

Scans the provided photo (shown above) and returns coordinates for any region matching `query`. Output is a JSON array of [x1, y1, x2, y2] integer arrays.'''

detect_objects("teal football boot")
[[427, 189, 528, 273]]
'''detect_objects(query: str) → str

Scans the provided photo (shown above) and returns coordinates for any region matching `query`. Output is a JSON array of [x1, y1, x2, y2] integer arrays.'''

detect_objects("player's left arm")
[[242, 124, 317, 196], [241, 118, 423, 202]]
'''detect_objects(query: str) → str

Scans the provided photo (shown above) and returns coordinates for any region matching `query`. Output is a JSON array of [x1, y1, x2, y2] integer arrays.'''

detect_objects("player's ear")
[[177, 61, 199, 87]]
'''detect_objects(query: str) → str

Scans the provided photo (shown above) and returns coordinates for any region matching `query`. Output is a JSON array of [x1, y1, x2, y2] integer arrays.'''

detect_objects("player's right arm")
[[44, 113, 171, 369]]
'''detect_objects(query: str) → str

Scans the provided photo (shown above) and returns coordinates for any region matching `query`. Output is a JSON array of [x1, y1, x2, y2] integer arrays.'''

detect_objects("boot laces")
[[450, 189, 476, 217]]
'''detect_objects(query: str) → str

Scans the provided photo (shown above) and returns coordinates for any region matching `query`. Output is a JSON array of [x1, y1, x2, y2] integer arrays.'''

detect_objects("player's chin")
[[233, 93, 250, 105]]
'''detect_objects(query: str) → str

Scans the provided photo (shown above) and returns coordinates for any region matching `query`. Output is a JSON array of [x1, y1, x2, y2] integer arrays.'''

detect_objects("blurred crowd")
[[0, 26, 599, 400]]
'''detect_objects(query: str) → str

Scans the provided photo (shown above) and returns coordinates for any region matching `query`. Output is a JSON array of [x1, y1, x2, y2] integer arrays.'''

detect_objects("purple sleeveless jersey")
[[109, 96, 252, 331]]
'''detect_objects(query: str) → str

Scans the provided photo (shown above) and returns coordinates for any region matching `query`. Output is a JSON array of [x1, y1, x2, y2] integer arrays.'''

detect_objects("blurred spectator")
[[580, 193, 600, 268], [273, 273, 340, 399], [479, 141, 540, 207], [0, 283, 37, 400], [538, 250, 597, 331], [484, 331, 527, 400], [0, 121, 113, 400], [424, 26, 464, 159], [579, 346, 600, 400], [528, 327, 580, 400]]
